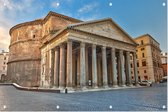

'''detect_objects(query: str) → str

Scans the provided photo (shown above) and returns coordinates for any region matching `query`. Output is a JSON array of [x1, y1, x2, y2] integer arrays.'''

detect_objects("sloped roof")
[[43, 11, 82, 23], [68, 18, 138, 45], [9, 11, 82, 35], [135, 33, 160, 45], [43, 18, 138, 47]]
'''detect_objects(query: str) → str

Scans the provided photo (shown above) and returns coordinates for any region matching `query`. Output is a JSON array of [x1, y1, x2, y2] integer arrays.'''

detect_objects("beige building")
[[0, 50, 9, 82], [8, 11, 139, 92], [161, 52, 167, 76], [161, 52, 167, 64], [132, 34, 163, 82]]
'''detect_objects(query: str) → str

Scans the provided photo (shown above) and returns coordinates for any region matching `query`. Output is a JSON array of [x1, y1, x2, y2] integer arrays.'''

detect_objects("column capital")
[[111, 47, 115, 52], [59, 43, 66, 48], [132, 51, 136, 55], [55, 46, 60, 50], [92, 44, 96, 48], [101, 46, 106, 50], [50, 48, 55, 54], [119, 49, 123, 53], [80, 42, 85, 48], [126, 51, 130, 55], [67, 39, 73, 43]]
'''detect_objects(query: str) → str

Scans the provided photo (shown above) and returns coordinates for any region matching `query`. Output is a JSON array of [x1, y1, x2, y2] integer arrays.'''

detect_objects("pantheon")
[[7, 11, 139, 92]]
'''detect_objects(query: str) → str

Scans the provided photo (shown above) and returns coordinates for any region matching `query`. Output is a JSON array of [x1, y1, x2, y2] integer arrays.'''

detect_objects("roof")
[[9, 11, 82, 35], [68, 18, 138, 45], [42, 18, 138, 47], [68, 18, 111, 27], [135, 34, 160, 45], [43, 11, 82, 23]]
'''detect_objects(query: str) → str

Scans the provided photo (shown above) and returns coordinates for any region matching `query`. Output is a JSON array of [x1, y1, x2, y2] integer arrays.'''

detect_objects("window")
[[144, 70, 146, 73], [3, 66, 5, 70], [138, 76, 141, 81], [33, 35, 35, 38], [137, 62, 139, 67], [138, 71, 139, 74], [144, 76, 148, 80], [142, 53, 145, 58], [4, 62, 5, 65], [130, 56, 132, 60], [4, 57, 6, 60], [141, 40, 144, 45], [142, 60, 146, 66], [131, 63, 133, 68], [132, 76, 134, 79], [141, 48, 145, 51]]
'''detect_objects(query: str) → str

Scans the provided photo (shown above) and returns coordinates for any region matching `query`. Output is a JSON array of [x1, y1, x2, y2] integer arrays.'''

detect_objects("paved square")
[[0, 83, 167, 111]]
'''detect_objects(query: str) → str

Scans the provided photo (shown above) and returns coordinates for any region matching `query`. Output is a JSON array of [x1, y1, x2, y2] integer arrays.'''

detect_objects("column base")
[[93, 86, 99, 89], [118, 84, 122, 87], [135, 84, 140, 87], [59, 86, 65, 90], [128, 84, 134, 87], [103, 85, 109, 88], [66, 87, 74, 90], [52, 86, 59, 89], [112, 85, 118, 88], [121, 84, 126, 87], [81, 86, 88, 90]]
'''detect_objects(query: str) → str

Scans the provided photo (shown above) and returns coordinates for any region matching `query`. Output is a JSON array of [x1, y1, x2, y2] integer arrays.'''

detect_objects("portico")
[[40, 18, 138, 92]]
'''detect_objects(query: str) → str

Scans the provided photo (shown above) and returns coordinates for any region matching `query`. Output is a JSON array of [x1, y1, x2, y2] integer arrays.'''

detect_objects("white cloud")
[[0, 26, 10, 52], [0, 0, 42, 51], [51, 2, 60, 8], [78, 2, 98, 13], [79, 15, 99, 21]]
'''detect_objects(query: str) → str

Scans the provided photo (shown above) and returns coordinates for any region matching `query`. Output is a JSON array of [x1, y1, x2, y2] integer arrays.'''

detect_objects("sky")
[[0, 0, 167, 52]]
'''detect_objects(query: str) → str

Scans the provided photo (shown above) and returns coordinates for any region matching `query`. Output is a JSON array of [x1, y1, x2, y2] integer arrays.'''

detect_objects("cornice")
[[9, 39, 40, 48], [7, 58, 41, 64], [43, 11, 82, 24], [9, 11, 82, 36], [9, 19, 42, 35], [69, 28, 137, 47]]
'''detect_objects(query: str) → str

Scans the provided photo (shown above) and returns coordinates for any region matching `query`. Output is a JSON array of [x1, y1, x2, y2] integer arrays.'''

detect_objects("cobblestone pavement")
[[0, 83, 167, 111]]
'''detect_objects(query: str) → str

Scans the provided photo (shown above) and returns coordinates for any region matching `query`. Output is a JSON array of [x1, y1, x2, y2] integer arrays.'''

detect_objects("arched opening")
[[0, 74, 6, 83]]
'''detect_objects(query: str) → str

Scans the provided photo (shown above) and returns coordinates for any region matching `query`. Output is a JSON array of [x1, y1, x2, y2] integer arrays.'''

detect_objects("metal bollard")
[[65, 88, 68, 94]]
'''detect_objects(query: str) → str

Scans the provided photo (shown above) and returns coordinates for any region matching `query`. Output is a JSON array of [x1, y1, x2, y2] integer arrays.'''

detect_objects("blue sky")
[[0, 0, 167, 52]]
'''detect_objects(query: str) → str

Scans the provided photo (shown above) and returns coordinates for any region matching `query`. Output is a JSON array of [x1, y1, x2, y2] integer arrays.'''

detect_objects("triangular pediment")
[[69, 18, 136, 45]]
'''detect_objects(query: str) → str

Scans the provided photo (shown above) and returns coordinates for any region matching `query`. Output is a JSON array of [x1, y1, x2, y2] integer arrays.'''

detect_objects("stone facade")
[[40, 17, 139, 92], [132, 34, 163, 82], [161, 52, 167, 76], [0, 51, 9, 82], [7, 11, 139, 91], [7, 11, 81, 87]]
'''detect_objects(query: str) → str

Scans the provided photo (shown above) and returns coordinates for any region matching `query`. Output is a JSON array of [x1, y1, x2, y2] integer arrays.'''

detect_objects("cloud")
[[79, 15, 99, 21], [0, 27, 10, 52], [78, 2, 98, 13], [0, 0, 42, 52], [51, 1, 60, 8]]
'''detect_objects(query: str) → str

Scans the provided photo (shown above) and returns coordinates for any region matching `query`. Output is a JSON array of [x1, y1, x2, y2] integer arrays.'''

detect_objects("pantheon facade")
[[7, 11, 139, 92]]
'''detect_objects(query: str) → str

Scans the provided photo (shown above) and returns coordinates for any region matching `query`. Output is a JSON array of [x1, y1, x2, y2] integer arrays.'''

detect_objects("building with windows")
[[131, 34, 163, 82], [0, 50, 9, 82], [7, 11, 139, 92], [161, 52, 167, 76]]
